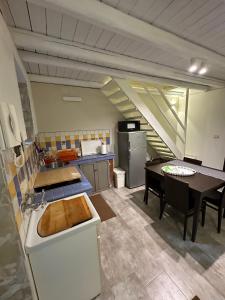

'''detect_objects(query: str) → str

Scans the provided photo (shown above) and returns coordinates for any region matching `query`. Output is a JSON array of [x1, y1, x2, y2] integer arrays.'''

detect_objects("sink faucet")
[[40, 189, 46, 208], [21, 190, 46, 212]]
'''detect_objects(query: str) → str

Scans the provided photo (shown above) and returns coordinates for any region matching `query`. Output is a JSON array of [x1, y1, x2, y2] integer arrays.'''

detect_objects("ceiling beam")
[[27, 0, 225, 68], [12, 28, 224, 88], [20, 51, 210, 91], [29, 74, 104, 88]]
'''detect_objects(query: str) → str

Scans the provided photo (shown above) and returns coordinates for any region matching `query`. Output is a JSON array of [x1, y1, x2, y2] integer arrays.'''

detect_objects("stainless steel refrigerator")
[[118, 131, 146, 188]]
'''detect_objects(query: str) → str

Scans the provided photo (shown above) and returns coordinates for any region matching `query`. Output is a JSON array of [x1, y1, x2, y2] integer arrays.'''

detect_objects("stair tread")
[[109, 90, 127, 101], [123, 112, 141, 118], [116, 99, 132, 107], [102, 87, 120, 97], [151, 144, 168, 148], [119, 107, 136, 113]]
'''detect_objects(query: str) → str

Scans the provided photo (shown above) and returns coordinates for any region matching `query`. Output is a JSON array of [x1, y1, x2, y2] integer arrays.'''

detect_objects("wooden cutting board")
[[37, 196, 92, 237], [34, 166, 81, 189]]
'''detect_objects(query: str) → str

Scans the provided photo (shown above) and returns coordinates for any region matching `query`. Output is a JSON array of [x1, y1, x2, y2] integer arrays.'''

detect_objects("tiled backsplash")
[[36, 129, 111, 151], [1, 129, 111, 236], [1, 143, 39, 239]]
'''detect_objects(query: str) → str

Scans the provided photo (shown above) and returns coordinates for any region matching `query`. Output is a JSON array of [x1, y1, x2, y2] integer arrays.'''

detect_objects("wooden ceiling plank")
[[85, 25, 103, 47], [56, 66, 66, 77], [116, 0, 138, 14], [95, 29, 114, 49], [184, 4, 225, 37], [126, 0, 155, 20], [60, 14, 77, 41], [103, 0, 120, 8], [151, 0, 190, 25], [26, 0, 225, 69], [161, 0, 206, 29], [15, 30, 225, 87], [0, 0, 15, 26], [124, 40, 149, 57], [27, 2, 46, 34], [115, 37, 133, 54], [62, 68, 73, 78], [177, 0, 223, 32], [18, 50, 216, 89], [46, 8, 62, 38], [39, 63, 48, 75], [29, 74, 103, 88], [7, 0, 31, 30], [28, 62, 39, 74], [73, 20, 92, 44], [47, 65, 57, 76], [105, 34, 126, 51], [91, 73, 106, 83], [77, 70, 88, 80], [198, 19, 225, 43], [23, 61, 31, 73], [141, 0, 174, 23], [71, 69, 81, 79]]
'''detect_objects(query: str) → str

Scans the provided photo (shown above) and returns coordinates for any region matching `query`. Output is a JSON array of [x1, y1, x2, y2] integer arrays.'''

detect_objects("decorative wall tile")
[[37, 129, 111, 151], [1, 144, 39, 235]]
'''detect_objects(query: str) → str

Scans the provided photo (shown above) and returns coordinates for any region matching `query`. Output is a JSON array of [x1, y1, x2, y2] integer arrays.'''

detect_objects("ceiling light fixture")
[[188, 58, 208, 75], [198, 64, 208, 75], [188, 58, 201, 73], [188, 64, 198, 73]]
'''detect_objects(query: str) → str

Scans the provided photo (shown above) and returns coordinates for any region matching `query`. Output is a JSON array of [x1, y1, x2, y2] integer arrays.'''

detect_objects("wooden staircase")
[[101, 79, 186, 159]]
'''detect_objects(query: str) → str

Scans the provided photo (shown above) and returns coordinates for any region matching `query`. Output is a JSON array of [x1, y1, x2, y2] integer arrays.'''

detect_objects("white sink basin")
[[25, 192, 101, 300], [25, 192, 100, 253]]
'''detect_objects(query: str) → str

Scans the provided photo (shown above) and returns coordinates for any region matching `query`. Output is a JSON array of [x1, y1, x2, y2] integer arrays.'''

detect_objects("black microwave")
[[118, 121, 140, 132]]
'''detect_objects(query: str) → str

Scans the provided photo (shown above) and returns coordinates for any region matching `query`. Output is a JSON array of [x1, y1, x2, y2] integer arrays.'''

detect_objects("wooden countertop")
[[34, 166, 81, 190]]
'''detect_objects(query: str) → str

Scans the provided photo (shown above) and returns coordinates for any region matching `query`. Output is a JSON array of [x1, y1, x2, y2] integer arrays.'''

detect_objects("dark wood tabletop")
[[146, 162, 225, 194]]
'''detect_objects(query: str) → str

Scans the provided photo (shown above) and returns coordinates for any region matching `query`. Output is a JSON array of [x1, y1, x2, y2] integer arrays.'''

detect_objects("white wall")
[[31, 82, 124, 155], [186, 88, 225, 169], [0, 14, 37, 140]]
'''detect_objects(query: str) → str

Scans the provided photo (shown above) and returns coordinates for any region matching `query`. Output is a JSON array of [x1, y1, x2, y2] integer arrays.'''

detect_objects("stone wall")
[[0, 155, 32, 299], [18, 83, 34, 141]]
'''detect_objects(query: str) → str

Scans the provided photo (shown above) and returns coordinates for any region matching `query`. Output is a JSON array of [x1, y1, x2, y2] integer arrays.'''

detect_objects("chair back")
[[147, 172, 163, 195], [183, 157, 202, 166], [146, 158, 172, 167], [146, 158, 163, 166], [164, 175, 190, 214]]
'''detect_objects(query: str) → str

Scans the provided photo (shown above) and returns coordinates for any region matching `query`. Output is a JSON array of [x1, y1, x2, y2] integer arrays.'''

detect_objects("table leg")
[[191, 195, 202, 242]]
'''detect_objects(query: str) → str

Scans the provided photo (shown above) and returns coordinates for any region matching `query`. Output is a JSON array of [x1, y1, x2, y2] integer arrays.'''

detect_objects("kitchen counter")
[[69, 152, 115, 165], [35, 153, 115, 203], [34, 167, 93, 203]]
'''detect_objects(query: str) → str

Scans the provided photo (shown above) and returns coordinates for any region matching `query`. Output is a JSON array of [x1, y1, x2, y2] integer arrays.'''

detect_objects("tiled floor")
[[96, 187, 225, 300]]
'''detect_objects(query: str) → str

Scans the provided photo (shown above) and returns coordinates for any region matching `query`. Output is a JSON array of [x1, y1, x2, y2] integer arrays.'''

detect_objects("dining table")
[[144, 160, 225, 242]]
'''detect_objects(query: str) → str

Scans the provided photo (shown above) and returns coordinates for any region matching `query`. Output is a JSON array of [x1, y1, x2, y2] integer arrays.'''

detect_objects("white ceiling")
[[1, 0, 225, 88]]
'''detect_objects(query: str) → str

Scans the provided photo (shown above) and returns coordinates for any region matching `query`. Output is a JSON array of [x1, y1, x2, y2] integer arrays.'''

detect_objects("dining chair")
[[183, 156, 202, 166], [201, 187, 225, 233], [160, 175, 195, 240], [146, 158, 165, 166], [144, 160, 165, 209]]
